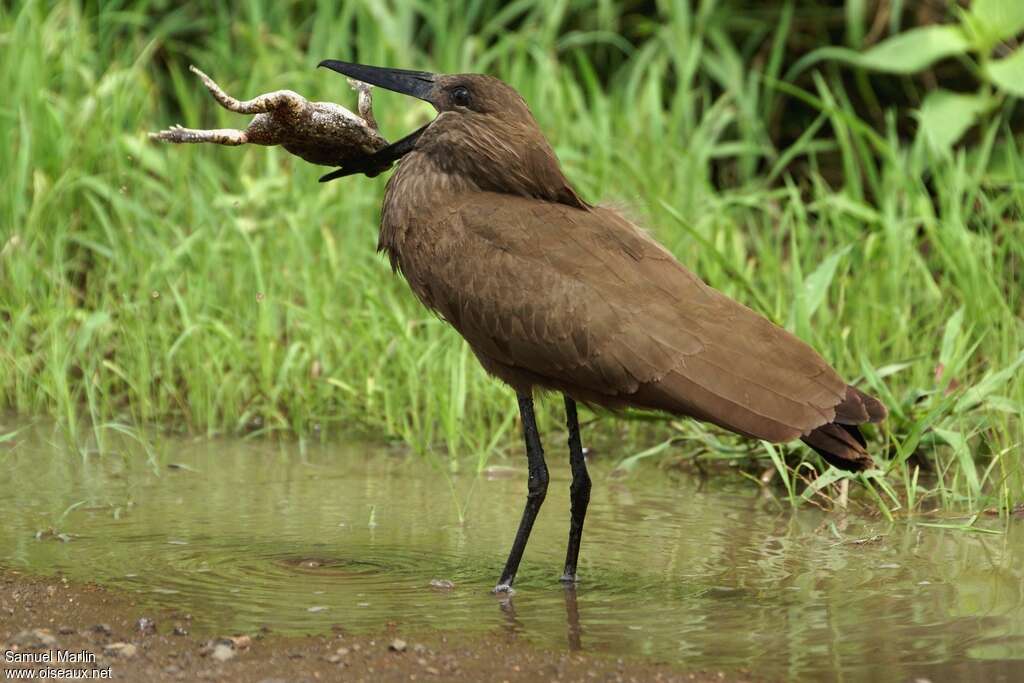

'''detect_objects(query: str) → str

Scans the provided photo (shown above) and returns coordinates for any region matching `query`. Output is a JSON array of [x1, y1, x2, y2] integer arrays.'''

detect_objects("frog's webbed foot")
[[347, 78, 378, 132], [149, 124, 248, 145], [189, 65, 307, 117]]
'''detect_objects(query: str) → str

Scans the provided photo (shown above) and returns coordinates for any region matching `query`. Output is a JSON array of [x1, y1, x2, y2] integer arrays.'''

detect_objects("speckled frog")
[[150, 65, 388, 167]]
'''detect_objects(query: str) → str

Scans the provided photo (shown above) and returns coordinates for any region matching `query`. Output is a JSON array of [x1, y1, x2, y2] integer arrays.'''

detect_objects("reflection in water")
[[497, 588, 583, 651], [563, 586, 582, 651], [1, 423, 1022, 682], [497, 594, 521, 635]]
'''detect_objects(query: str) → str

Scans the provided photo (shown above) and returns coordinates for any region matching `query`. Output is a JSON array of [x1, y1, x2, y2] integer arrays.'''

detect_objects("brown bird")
[[318, 60, 887, 592]]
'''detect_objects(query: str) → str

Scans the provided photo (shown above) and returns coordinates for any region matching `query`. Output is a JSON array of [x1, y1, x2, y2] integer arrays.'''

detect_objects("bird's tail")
[[801, 385, 887, 471]]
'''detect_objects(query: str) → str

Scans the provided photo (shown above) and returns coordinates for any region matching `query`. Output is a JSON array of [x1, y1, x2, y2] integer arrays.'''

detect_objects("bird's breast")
[[379, 153, 477, 309]]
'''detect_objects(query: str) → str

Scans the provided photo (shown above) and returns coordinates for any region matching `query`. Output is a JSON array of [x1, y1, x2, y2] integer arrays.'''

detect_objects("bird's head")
[[318, 60, 586, 207]]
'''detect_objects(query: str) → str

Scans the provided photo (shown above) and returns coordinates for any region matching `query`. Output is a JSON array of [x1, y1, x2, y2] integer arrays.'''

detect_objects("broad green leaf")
[[74, 310, 112, 355], [859, 26, 971, 73], [969, 0, 1024, 49], [984, 395, 1024, 413], [791, 25, 970, 76], [874, 360, 916, 379], [917, 90, 992, 152], [798, 244, 851, 321], [955, 349, 1024, 413], [0, 427, 28, 444], [800, 466, 852, 501], [917, 515, 1002, 534], [939, 307, 965, 369], [933, 428, 981, 497], [986, 47, 1024, 97], [613, 438, 674, 473]]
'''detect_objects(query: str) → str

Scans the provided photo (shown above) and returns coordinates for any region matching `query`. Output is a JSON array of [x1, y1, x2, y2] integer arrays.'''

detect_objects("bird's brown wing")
[[404, 192, 851, 442]]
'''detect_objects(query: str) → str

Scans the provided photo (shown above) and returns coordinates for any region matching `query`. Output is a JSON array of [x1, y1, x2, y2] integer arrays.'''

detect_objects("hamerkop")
[[318, 60, 887, 592]]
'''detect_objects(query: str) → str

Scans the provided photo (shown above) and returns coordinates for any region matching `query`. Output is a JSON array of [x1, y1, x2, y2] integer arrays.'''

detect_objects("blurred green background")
[[0, 1, 1021, 512]]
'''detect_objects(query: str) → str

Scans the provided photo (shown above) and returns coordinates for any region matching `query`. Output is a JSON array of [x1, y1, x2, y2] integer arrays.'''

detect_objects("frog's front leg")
[[348, 78, 378, 131]]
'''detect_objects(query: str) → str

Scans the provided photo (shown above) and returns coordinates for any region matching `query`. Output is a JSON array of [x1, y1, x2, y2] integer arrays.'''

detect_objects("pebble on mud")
[[211, 643, 236, 662], [227, 635, 252, 649], [92, 623, 113, 636], [103, 642, 137, 658], [34, 528, 72, 543], [482, 465, 521, 480], [172, 626, 189, 636], [135, 617, 157, 634], [13, 629, 57, 649], [389, 638, 408, 653]]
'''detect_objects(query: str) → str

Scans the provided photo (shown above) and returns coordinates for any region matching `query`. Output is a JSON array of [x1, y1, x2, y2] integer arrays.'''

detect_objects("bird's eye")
[[450, 86, 471, 108]]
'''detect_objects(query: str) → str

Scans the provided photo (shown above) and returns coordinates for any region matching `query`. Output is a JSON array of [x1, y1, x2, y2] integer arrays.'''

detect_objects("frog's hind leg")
[[190, 65, 306, 117], [149, 124, 248, 145]]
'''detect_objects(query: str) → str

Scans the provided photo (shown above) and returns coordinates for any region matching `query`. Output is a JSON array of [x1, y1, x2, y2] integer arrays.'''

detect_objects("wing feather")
[[400, 193, 848, 441]]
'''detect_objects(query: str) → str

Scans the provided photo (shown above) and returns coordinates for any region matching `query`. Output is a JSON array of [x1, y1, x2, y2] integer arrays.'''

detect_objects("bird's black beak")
[[318, 124, 428, 183], [318, 60, 437, 105], [317, 60, 439, 182]]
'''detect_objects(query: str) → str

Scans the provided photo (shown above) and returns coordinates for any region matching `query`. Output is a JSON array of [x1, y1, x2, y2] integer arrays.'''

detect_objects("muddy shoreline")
[[1, 569, 752, 682]]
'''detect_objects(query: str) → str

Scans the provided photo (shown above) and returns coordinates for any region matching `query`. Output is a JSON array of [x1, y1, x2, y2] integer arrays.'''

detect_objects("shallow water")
[[2, 425, 1021, 681]]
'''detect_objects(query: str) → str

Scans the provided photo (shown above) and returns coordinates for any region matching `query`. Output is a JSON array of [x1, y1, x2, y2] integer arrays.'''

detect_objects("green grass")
[[0, 1, 1021, 513]]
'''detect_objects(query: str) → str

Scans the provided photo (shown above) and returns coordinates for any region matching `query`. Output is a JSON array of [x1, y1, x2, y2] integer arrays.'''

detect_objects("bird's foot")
[[559, 572, 579, 585], [491, 582, 515, 595]]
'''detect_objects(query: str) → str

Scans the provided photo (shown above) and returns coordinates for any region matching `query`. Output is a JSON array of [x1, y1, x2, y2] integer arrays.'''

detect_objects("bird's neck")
[[388, 149, 481, 201], [378, 151, 473, 268], [378, 145, 588, 268]]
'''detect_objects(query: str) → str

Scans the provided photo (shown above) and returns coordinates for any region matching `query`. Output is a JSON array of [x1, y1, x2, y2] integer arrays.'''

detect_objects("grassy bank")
[[0, 1, 1021, 512]]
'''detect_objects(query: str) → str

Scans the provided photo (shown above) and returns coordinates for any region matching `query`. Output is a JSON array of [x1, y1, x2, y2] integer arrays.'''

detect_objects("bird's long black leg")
[[494, 393, 549, 593], [561, 396, 591, 583]]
